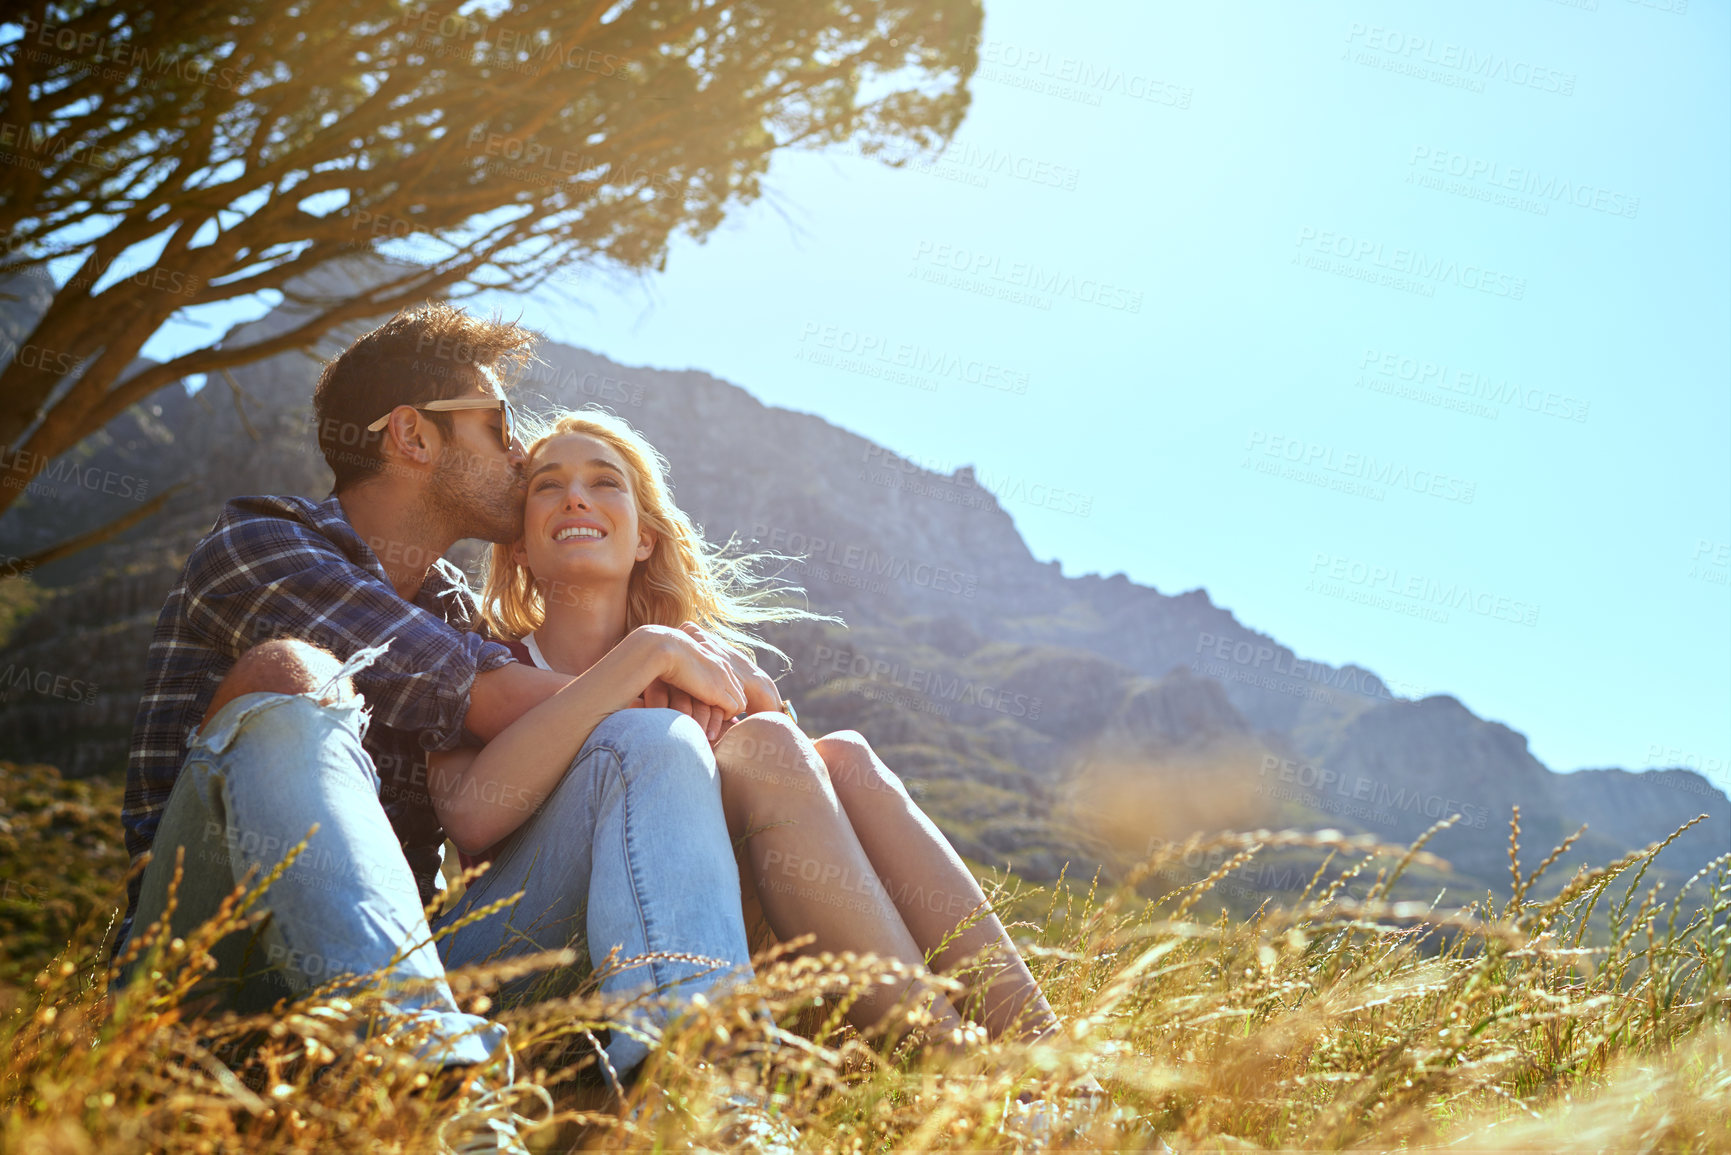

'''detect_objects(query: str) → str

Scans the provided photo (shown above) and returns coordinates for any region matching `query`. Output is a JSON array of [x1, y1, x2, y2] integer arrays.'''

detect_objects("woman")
[[450, 408, 1065, 1055]]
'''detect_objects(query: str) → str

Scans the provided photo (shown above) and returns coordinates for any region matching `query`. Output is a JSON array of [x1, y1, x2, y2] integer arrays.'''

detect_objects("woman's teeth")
[[555, 527, 605, 541]]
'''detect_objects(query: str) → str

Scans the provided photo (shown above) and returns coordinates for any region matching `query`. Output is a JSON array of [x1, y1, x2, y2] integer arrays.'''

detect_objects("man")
[[111, 303, 773, 1150]]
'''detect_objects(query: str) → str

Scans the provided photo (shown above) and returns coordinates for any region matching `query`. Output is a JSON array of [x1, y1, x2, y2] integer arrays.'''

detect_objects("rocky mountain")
[[2, 261, 1724, 899]]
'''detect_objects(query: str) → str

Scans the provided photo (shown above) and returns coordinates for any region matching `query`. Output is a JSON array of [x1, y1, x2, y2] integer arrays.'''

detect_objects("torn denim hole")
[[191, 641, 391, 757], [317, 641, 392, 743], [319, 640, 392, 700]]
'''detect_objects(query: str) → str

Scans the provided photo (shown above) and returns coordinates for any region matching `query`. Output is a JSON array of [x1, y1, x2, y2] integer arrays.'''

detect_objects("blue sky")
[[150, 0, 1729, 786]]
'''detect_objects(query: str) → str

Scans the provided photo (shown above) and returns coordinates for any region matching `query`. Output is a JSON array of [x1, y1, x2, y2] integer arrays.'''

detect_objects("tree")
[[0, 0, 979, 543]]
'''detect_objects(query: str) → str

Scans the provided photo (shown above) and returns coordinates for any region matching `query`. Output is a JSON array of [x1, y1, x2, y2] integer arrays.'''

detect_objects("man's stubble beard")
[[428, 447, 525, 544]]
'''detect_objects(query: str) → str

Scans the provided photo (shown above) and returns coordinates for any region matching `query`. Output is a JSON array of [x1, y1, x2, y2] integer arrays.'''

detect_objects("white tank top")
[[520, 631, 554, 671]]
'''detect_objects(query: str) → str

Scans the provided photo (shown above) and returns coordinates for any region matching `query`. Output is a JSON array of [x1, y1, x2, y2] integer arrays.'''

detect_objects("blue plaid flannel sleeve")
[[180, 506, 514, 751]]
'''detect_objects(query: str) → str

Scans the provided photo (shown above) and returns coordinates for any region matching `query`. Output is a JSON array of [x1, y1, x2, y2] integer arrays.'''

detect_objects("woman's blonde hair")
[[478, 408, 828, 663]]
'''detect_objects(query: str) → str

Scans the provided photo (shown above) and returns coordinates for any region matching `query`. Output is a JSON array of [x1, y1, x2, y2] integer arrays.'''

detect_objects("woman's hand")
[[678, 622, 785, 734], [637, 677, 727, 744]]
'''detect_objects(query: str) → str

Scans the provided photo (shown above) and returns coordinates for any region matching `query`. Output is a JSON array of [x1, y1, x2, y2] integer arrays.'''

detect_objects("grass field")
[[2, 759, 1727, 1152]]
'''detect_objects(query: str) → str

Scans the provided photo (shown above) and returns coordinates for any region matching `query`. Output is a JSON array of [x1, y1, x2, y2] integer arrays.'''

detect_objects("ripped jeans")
[[115, 668, 757, 1076]]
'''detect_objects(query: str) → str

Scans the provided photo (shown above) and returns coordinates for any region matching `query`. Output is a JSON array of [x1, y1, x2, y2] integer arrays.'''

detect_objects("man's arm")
[[181, 505, 510, 749], [463, 661, 576, 742]]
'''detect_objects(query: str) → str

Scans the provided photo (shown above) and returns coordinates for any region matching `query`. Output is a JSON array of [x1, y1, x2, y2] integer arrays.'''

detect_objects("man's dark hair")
[[313, 303, 538, 491]]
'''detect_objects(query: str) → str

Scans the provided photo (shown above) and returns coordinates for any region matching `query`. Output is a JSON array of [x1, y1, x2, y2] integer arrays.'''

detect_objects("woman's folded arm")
[[430, 625, 746, 855]]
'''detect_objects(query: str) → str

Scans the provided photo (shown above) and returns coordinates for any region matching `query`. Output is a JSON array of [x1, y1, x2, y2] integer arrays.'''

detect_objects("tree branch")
[[17, 481, 190, 571]]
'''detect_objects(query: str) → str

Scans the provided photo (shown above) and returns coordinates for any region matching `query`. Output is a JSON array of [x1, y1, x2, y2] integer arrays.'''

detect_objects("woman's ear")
[[635, 529, 655, 563], [510, 538, 529, 567]]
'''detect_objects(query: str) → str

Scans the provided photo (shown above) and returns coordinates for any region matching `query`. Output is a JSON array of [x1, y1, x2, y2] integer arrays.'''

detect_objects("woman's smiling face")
[[513, 432, 655, 591]]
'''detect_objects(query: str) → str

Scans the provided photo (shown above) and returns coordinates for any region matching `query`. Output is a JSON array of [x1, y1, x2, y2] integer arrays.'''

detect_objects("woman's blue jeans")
[[116, 687, 757, 1076]]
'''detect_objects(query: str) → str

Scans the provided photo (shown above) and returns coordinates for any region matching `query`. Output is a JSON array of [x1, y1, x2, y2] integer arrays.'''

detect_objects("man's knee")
[[203, 639, 353, 729]]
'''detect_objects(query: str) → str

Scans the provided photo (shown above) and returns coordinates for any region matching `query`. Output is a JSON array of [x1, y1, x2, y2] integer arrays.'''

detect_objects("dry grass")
[[2, 764, 1727, 1153]]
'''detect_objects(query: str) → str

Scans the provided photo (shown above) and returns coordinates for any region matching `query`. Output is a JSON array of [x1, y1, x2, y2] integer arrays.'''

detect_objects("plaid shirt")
[[117, 493, 516, 954]]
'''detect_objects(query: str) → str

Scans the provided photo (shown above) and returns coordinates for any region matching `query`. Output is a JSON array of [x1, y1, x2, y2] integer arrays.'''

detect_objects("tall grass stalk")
[[2, 801, 1726, 1152]]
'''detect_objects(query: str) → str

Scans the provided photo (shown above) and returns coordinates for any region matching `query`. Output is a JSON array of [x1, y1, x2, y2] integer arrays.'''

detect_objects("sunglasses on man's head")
[[366, 396, 517, 450]]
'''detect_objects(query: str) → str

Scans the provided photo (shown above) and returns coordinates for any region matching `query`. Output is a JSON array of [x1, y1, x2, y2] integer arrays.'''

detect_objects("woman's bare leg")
[[713, 713, 969, 1051], [813, 731, 1061, 1043]]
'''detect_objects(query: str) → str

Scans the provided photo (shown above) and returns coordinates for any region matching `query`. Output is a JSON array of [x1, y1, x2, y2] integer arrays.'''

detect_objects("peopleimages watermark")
[[389, 327, 646, 410], [351, 207, 504, 275], [0, 120, 123, 172], [1407, 146, 1638, 220], [795, 329, 934, 394], [350, 207, 450, 255], [1191, 632, 1392, 702], [908, 240, 1143, 315], [967, 36, 1193, 111], [859, 446, 1094, 518], [1354, 365, 1495, 421], [1642, 745, 1727, 799], [757, 849, 983, 920], [198, 819, 422, 900], [1307, 552, 1541, 629], [1355, 348, 1590, 425], [516, 358, 647, 409], [1568, 0, 1693, 15], [0, 662, 99, 704], [1, 338, 88, 380], [925, 140, 1081, 191], [5, 213, 199, 297], [858, 460, 992, 514], [305, 415, 524, 492], [0, 442, 153, 504], [464, 129, 679, 196], [0, 878, 45, 907], [1242, 430, 1477, 505], [1258, 755, 1492, 829], [0, 242, 56, 287], [807, 644, 1044, 721], [1687, 539, 1728, 588], [1137, 836, 1359, 904], [1295, 243, 1434, 299], [1294, 227, 1526, 302], [827, 674, 959, 721], [82, 261, 199, 299], [15, 16, 249, 92], [1189, 652, 1336, 704], [834, 137, 1081, 194], [750, 523, 980, 600], [359, 530, 599, 612], [796, 322, 1029, 397], [1343, 23, 1577, 96], [379, 7, 640, 79]]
